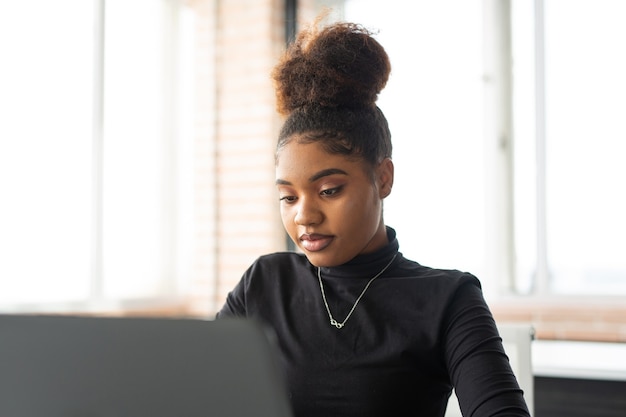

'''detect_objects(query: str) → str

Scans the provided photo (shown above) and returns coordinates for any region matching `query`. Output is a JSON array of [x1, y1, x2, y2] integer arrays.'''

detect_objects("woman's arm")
[[443, 281, 531, 416]]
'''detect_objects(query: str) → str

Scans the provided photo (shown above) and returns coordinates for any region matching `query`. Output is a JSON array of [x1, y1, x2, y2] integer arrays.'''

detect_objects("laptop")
[[0, 314, 293, 417]]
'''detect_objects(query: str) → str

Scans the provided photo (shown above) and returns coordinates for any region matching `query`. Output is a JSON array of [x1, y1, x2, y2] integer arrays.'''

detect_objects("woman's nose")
[[294, 198, 322, 226]]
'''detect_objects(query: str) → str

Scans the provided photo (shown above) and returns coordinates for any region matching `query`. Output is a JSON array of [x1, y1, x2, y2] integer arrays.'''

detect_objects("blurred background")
[[0, 0, 624, 415]]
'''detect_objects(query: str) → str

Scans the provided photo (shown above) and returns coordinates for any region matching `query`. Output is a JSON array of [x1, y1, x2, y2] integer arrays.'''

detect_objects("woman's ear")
[[377, 158, 394, 199]]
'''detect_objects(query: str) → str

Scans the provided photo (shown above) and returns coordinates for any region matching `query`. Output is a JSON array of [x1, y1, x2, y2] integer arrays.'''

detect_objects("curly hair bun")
[[272, 20, 391, 116]]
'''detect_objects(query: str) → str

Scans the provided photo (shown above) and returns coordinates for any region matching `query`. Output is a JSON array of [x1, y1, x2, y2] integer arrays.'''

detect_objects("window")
[[0, 1, 96, 306], [513, 0, 626, 296], [341, 0, 626, 298], [0, 0, 197, 311], [342, 0, 486, 281]]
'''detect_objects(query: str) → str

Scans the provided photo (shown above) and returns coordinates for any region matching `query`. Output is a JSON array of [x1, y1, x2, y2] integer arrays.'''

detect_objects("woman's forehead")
[[275, 141, 365, 181]]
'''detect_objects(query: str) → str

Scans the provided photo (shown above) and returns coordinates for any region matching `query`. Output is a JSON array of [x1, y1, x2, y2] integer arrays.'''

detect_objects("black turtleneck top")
[[217, 227, 530, 417]]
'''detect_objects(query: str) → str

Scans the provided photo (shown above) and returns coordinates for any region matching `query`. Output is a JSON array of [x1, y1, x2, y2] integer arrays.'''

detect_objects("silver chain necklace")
[[317, 254, 397, 329]]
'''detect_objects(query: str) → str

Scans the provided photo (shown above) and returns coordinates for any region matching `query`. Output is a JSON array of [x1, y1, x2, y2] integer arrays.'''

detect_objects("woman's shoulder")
[[238, 252, 316, 298], [255, 251, 309, 265], [397, 254, 478, 278], [393, 254, 482, 291], [245, 251, 311, 276]]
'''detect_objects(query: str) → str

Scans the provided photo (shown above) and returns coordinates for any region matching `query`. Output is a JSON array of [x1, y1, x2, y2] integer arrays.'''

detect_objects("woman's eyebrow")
[[276, 168, 348, 186], [308, 168, 348, 182]]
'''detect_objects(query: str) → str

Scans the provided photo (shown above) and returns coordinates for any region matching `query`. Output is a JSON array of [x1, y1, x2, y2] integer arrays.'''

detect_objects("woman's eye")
[[279, 195, 297, 203], [321, 186, 342, 197]]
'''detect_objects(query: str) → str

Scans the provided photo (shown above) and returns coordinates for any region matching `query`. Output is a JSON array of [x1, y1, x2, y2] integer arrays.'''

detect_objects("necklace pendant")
[[330, 318, 344, 329], [318, 253, 397, 330]]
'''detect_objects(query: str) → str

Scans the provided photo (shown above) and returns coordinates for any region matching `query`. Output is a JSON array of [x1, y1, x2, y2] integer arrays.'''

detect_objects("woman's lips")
[[299, 233, 333, 252]]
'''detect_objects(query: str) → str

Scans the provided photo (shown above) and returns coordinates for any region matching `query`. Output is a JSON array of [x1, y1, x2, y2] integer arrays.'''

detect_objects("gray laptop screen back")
[[0, 314, 293, 417]]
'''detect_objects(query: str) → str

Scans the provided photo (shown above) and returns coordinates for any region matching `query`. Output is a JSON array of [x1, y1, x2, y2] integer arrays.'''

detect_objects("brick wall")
[[214, 0, 286, 311], [184, 0, 286, 317]]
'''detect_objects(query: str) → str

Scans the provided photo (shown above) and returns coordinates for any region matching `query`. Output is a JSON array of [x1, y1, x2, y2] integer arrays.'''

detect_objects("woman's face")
[[275, 139, 394, 267]]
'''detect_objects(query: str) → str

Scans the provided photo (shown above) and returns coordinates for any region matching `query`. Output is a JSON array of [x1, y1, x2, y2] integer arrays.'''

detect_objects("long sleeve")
[[443, 282, 531, 416]]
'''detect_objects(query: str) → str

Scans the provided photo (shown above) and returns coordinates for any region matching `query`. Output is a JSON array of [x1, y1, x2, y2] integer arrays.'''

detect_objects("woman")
[[217, 19, 530, 417]]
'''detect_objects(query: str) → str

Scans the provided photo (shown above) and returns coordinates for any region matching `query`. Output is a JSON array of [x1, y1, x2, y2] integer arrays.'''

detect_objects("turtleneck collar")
[[317, 226, 400, 280]]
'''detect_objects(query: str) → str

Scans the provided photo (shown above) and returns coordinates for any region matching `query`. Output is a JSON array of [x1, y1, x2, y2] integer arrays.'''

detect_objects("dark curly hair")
[[272, 19, 392, 169]]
